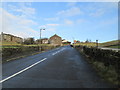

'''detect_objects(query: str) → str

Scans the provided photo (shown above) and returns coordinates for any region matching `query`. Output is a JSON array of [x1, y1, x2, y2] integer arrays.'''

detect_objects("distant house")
[[0, 32, 23, 44], [41, 38, 49, 44], [74, 40, 80, 44], [24, 38, 35, 45], [62, 39, 71, 45], [36, 38, 49, 44], [49, 34, 62, 46]]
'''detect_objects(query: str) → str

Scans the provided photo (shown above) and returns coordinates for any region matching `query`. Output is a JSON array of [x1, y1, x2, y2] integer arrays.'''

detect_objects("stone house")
[[62, 39, 71, 45], [0, 32, 23, 44], [24, 38, 35, 45], [36, 38, 49, 44], [41, 38, 49, 44], [49, 34, 62, 46]]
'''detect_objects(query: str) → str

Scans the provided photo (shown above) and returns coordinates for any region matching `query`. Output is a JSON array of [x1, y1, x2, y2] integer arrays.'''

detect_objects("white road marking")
[[0, 58, 47, 83], [52, 48, 65, 55], [52, 53, 55, 55]]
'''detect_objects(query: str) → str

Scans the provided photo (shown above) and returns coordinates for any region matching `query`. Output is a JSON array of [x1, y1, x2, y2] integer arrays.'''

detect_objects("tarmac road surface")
[[1, 46, 115, 88]]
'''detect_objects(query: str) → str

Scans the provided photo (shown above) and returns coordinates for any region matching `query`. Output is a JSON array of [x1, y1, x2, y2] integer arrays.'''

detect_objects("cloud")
[[99, 17, 117, 26], [89, 8, 105, 17], [85, 3, 117, 17], [46, 24, 60, 26], [57, 7, 83, 17], [47, 28, 56, 32], [38, 25, 47, 29], [0, 8, 38, 38], [44, 17, 59, 21], [76, 19, 86, 23], [7, 3, 36, 19], [1, 0, 119, 2], [64, 19, 73, 25], [67, 2, 77, 7], [18, 19, 37, 26]]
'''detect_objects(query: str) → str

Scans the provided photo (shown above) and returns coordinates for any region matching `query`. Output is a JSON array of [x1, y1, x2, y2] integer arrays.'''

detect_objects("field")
[[1, 41, 21, 46], [73, 40, 120, 49], [74, 42, 97, 47], [0, 41, 55, 48], [99, 40, 120, 48]]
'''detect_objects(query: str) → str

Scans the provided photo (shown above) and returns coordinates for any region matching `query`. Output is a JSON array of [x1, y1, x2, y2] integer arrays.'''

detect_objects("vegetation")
[[1, 41, 61, 63], [107, 45, 120, 49], [75, 45, 120, 85], [99, 40, 120, 48], [2, 45, 60, 63], [73, 40, 120, 49], [1, 41, 22, 46], [1, 41, 55, 48], [73, 42, 97, 47]]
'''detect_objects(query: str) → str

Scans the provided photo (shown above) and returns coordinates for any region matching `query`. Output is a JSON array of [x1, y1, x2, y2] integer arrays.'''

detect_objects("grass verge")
[[92, 61, 118, 85], [76, 48, 119, 86]]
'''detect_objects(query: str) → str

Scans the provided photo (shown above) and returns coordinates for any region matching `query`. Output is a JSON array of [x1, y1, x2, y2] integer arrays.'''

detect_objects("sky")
[[0, 2, 118, 43]]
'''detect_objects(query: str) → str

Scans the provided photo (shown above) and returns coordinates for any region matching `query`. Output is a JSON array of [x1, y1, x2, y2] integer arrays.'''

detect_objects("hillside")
[[99, 40, 120, 48]]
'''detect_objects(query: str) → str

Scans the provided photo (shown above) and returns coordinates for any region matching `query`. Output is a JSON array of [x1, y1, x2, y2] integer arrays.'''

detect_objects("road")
[[1, 46, 115, 88]]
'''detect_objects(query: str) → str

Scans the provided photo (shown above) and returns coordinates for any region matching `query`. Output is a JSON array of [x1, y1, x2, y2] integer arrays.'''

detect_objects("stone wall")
[[75, 45, 120, 75]]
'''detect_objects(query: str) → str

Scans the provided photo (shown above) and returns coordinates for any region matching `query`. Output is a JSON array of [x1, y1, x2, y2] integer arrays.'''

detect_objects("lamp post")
[[39, 28, 45, 51]]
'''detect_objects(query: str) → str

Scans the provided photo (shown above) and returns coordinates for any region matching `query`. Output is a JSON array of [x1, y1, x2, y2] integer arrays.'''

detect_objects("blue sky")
[[1, 2, 118, 43]]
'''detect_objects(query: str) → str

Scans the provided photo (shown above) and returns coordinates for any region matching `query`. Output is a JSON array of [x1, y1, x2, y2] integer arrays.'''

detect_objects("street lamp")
[[39, 28, 45, 51]]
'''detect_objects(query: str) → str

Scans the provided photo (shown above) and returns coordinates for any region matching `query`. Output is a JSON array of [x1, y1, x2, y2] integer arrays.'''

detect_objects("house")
[[74, 40, 80, 44], [41, 38, 49, 44], [36, 38, 49, 44], [49, 34, 62, 46], [62, 39, 71, 45], [0, 32, 23, 44], [24, 37, 35, 45]]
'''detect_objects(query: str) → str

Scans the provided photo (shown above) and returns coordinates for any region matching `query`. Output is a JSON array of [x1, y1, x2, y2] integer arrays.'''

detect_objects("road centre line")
[[0, 58, 47, 83], [52, 50, 60, 55], [52, 48, 65, 55]]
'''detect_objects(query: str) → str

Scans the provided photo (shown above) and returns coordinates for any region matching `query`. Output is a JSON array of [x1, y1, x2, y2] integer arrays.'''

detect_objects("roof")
[[50, 34, 61, 39], [62, 40, 69, 42], [1, 32, 23, 39], [41, 38, 48, 40], [62, 39, 71, 42]]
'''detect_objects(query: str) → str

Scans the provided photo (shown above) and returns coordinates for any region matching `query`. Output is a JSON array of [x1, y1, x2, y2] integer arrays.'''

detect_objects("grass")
[[1, 41, 22, 46], [1, 46, 20, 48], [105, 45, 120, 49], [73, 40, 120, 49], [99, 40, 120, 49], [73, 42, 97, 47], [75, 47, 119, 86], [92, 61, 119, 85], [23, 44, 53, 46], [99, 40, 120, 47], [0, 41, 54, 48]]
